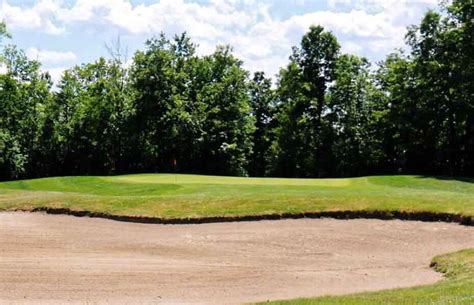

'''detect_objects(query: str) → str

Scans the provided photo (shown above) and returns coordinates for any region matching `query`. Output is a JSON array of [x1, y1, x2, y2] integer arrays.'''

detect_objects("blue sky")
[[1, 0, 439, 83]]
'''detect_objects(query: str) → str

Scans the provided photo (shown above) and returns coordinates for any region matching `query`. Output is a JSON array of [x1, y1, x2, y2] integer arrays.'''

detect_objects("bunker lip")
[[9, 206, 474, 225]]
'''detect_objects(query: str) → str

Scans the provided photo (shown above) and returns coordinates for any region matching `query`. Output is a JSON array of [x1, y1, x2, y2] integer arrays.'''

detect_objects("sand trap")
[[1, 212, 473, 304]]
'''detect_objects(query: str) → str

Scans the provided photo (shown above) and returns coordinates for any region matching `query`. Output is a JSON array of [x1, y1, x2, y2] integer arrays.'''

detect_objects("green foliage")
[[0, 22, 11, 41], [272, 26, 341, 177], [382, 0, 474, 176], [131, 34, 189, 171], [45, 57, 132, 175], [0, 45, 51, 179], [197, 46, 254, 176], [130, 35, 253, 176], [248, 71, 275, 176], [326, 54, 374, 176]]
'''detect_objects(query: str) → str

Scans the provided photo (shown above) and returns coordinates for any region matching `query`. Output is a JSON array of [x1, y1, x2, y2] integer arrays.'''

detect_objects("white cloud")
[[0, 0, 65, 35], [0, 63, 7, 74], [342, 41, 364, 54], [328, 0, 439, 9], [1, 0, 438, 77], [44, 66, 67, 85], [26, 47, 77, 65]]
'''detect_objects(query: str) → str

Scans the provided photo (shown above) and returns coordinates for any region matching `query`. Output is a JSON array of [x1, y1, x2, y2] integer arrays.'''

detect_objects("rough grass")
[[0, 174, 473, 219], [259, 249, 474, 305]]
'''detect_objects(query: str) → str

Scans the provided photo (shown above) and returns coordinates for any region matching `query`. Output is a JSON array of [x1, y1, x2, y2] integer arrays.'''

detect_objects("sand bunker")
[[1, 212, 473, 304]]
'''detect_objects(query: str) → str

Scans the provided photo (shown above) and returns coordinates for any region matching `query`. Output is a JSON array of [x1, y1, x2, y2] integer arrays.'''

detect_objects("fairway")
[[1, 174, 473, 221]]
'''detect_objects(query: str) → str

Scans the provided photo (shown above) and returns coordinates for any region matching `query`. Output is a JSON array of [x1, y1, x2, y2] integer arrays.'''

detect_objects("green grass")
[[0, 174, 473, 219], [260, 249, 474, 305]]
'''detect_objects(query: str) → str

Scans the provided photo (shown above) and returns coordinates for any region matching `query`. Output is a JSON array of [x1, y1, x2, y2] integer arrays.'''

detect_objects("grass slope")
[[260, 249, 474, 305], [0, 174, 473, 219]]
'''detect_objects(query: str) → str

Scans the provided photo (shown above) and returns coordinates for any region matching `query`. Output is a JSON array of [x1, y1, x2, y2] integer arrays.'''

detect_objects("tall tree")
[[326, 54, 374, 176], [374, 52, 417, 174], [248, 71, 274, 176], [273, 26, 340, 177], [0, 45, 51, 179], [47, 58, 131, 175], [130, 33, 199, 172], [391, 0, 474, 175], [197, 46, 254, 176]]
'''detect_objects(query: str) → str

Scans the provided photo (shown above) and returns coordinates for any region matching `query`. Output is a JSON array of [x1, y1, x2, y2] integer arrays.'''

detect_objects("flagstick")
[[173, 158, 177, 184]]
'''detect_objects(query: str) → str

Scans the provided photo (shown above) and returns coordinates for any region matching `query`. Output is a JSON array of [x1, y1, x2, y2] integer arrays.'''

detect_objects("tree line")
[[0, 0, 472, 180]]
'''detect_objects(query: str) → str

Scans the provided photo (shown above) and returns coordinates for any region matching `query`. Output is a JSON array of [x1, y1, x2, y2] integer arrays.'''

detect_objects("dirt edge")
[[6, 207, 472, 226]]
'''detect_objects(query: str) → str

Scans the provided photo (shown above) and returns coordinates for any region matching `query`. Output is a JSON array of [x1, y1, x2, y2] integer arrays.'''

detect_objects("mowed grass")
[[0, 174, 473, 218], [261, 249, 474, 305]]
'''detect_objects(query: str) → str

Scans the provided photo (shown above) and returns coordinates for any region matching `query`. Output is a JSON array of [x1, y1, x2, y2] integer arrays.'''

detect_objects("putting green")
[[0, 174, 473, 219], [110, 173, 356, 186]]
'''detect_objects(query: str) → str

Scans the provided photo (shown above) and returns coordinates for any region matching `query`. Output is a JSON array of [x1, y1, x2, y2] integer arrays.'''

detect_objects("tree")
[[47, 58, 132, 175], [197, 46, 254, 176], [0, 22, 11, 42], [385, 0, 474, 176], [326, 54, 374, 176], [0, 45, 51, 179], [130, 33, 199, 173], [248, 71, 275, 176], [273, 26, 340, 177]]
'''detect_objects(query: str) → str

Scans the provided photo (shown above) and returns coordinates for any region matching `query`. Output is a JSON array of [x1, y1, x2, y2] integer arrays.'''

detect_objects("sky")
[[0, 0, 440, 84]]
